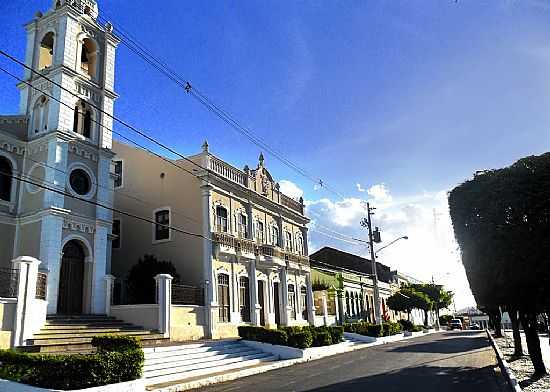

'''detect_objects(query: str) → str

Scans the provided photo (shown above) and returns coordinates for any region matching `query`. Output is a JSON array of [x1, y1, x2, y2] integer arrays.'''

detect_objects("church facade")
[[0, 0, 118, 316]]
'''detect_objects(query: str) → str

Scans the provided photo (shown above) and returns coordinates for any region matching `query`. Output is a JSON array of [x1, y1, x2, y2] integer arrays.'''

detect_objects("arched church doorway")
[[57, 240, 85, 314]]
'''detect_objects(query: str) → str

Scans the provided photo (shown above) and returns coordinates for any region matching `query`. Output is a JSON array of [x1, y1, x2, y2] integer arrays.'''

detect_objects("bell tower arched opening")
[[38, 32, 54, 70]]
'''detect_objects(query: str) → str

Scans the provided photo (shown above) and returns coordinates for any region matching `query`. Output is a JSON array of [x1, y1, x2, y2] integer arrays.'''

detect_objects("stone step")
[[41, 323, 139, 330], [143, 339, 240, 354], [144, 353, 278, 385], [32, 329, 153, 339], [144, 348, 262, 370], [145, 345, 253, 365], [144, 342, 244, 359], [21, 335, 170, 353], [29, 331, 162, 345], [46, 315, 116, 321]]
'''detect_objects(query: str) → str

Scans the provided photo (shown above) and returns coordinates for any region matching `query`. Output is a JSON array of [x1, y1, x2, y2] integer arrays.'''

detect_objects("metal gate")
[[57, 240, 85, 314]]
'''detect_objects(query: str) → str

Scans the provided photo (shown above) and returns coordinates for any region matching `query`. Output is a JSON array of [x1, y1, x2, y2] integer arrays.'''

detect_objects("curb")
[[486, 329, 522, 392], [151, 330, 441, 391]]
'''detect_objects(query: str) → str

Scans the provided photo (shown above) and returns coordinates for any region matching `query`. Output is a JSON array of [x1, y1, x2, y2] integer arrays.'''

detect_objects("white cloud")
[[306, 186, 476, 310], [367, 183, 393, 203], [279, 180, 304, 199], [356, 183, 366, 192]]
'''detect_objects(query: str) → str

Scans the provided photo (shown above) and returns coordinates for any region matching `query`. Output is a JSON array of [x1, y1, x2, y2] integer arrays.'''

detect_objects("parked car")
[[469, 323, 481, 330], [449, 319, 463, 330]]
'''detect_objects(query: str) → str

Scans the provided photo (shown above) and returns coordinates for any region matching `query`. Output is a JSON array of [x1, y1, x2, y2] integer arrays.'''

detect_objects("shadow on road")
[[305, 364, 501, 392], [389, 334, 488, 354]]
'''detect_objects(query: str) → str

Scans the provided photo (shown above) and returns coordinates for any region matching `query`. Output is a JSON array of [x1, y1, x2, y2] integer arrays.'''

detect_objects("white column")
[[250, 260, 260, 325], [39, 214, 64, 314], [155, 273, 173, 338], [12, 256, 41, 347], [104, 274, 115, 316], [281, 268, 289, 325], [201, 183, 216, 338], [322, 294, 328, 326], [91, 224, 109, 314], [306, 273, 315, 325]]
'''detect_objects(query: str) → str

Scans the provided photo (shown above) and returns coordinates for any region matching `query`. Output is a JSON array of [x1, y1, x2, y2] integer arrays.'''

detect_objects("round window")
[[69, 169, 91, 196]]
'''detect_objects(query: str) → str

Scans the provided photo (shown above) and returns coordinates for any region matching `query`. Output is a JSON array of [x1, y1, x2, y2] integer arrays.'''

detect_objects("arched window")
[[239, 276, 250, 322], [0, 157, 13, 202], [73, 101, 92, 138], [215, 206, 228, 232], [38, 32, 54, 70], [271, 226, 279, 247], [300, 286, 307, 320], [218, 273, 230, 323], [288, 284, 296, 320], [32, 96, 49, 134], [80, 38, 97, 78], [296, 235, 303, 255]]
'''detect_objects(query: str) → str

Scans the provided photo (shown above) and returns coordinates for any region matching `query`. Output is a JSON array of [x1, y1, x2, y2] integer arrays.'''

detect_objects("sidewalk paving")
[[502, 330, 550, 368]]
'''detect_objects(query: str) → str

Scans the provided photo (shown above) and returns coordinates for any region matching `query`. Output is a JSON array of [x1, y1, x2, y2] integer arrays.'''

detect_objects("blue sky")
[[2, 0, 550, 308]]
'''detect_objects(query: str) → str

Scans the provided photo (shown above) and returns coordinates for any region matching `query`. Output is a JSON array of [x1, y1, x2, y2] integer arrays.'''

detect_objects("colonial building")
[[111, 141, 314, 338], [310, 246, 426, 326], [0, 0, 118, 323]]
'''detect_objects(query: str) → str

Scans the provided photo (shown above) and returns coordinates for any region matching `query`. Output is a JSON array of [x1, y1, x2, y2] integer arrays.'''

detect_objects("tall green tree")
[[449, 153, 550, 375], [387, 286, 432, 325], [410, 283, 453, 323]]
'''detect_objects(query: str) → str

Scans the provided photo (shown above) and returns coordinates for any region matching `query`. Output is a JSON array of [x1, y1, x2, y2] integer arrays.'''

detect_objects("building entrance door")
[[258, 280, 266, 326], [57, 240, 85, 314], [273, 282, 280, 325]]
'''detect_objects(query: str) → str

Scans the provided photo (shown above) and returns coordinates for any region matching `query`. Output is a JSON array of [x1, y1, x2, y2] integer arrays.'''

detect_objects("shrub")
[[365, 324, 384, 337], [0, 335, 144, 390], [238, 326, 288, 346], [311, 330, 332, 347], [329, 326, 344, 343], [410, 324, 423, 332], [398, 319, 414, 331], [287, 330, 313, 349], [126, 254, 180, 304], [382, 322, 403, 336]]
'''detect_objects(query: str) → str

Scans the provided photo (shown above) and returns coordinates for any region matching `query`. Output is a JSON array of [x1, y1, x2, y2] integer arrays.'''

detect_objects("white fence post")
[[155, 274, 173, 338], [104, 274, 115, 316], [12, 256, 41, 347]]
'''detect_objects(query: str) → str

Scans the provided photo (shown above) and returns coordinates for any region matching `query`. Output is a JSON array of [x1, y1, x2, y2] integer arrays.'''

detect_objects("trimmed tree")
[[126, 255, 180, 304]]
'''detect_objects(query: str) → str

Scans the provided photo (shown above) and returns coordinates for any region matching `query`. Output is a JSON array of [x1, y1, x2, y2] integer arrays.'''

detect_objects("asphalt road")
[[195, 331, 508, 392]]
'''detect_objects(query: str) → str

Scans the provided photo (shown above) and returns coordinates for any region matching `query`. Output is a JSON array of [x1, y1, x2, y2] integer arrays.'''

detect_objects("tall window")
[[216, 206, 228, 232], [0, 157, 12, 202], [272, 226, 279, 246], [296, 235, 304, 255], [154, 209, 170, 241], [345, 292, 350, 316], [218, 274, 230, 323], [288, 284, 296, 320], [38, 32, 54, 70], [113, 160, 123, 188], [256, 221, 264, 243], [239, 276, 250, 322], [32, 96, 49, 134], [300, 286, 308, 320], [112, 219, 121, 249], [285, 231, 293, 252], [73, 101, 92, 138], [80, 38, 97, 78], [238, 213, 248, 238]]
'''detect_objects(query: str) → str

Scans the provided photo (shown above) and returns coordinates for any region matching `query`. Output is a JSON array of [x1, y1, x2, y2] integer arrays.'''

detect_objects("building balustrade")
[[212, 232, 309, 266]]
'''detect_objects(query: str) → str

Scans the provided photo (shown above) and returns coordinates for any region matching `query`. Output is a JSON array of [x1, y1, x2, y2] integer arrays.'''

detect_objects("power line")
[[1, 168, 210, 242], [92, 11, 348, 201]]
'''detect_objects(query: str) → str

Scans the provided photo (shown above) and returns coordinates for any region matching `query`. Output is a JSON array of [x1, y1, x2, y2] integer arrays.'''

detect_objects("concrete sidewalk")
[[502, 330, 550, 367]]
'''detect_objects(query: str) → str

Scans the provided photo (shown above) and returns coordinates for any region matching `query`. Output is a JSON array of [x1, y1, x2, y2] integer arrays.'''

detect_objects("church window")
[[69, 168, 91, 196], [73, 101, 93, 139], [80, 38, 97, 78], [32, 96, 49, 134], [38, 32, 54, 70], [154, 209, 170, 242], [113, 160, 123, 188], [112, 219, 121, 249], [0, 157, 13, 202]]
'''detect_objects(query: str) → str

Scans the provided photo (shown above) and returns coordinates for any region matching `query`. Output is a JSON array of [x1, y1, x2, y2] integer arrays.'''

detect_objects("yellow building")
[[111, 141, 313, 339]]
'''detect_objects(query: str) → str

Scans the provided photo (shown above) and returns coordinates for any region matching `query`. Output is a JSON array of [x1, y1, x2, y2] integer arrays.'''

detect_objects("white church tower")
[[0, 0, 119, 316]]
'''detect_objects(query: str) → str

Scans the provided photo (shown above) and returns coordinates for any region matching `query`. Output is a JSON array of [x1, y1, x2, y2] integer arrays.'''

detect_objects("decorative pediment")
[[250, 153, 275, 197]]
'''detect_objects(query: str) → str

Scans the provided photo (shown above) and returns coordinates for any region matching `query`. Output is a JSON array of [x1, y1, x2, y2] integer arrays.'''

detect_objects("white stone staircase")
[[143, 339, 279, 389]]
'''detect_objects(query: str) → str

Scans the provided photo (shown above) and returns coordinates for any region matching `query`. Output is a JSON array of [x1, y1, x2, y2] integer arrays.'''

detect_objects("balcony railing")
[[172, 284, 204, 306], [0, 268, 18, 298], [209, 156, 247, 186], [213, 233, 309, 266]]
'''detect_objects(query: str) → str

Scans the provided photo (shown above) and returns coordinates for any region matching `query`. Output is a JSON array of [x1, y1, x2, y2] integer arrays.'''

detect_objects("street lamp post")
[[360, 202, 409, 325]]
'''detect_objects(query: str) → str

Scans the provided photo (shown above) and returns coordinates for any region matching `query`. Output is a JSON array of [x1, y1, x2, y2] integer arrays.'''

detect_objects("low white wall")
[[111, 304, 159, 331], [344, 332, 376, 343], [27, 299, 48, 337], [0, 379, 145, 392]]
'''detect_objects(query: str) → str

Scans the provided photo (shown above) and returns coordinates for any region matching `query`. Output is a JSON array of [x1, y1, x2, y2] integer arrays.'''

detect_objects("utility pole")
[[361, 203, 381, 325]]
